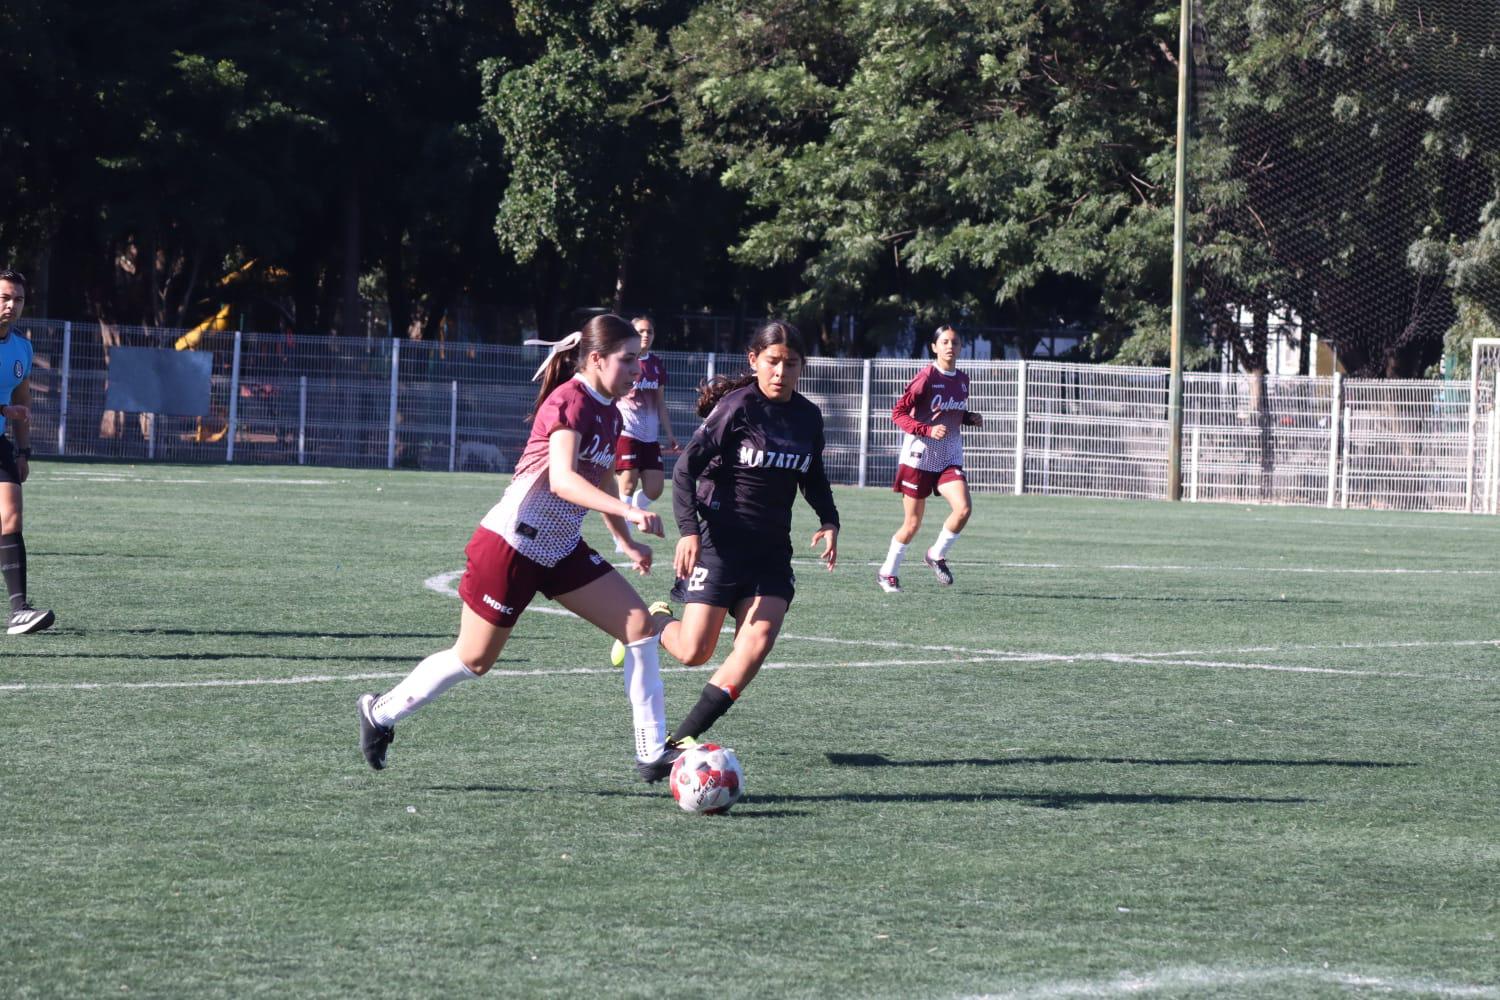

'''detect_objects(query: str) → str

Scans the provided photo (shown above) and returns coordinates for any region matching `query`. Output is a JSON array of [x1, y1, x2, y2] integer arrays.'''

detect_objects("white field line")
[[963, 964, 1500, 999], [0, 656, 1013, 693]]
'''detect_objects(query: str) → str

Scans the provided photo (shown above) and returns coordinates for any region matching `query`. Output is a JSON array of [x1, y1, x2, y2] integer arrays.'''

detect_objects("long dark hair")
[[695, 320, 808, 417], [527, 313, 637, 423]]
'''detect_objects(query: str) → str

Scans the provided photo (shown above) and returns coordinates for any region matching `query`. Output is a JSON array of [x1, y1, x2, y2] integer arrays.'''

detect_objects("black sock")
[[670, 684, 736, 743], [0, 532, 25, 612]]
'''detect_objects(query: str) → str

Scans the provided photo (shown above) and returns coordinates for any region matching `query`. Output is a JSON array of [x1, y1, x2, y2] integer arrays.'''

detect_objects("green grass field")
[[2, 462, 1496, 998]]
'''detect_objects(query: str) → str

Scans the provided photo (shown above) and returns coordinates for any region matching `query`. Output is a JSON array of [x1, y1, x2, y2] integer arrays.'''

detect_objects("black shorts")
[[0, 438, 20, 485], [669, 535, 796, 609]]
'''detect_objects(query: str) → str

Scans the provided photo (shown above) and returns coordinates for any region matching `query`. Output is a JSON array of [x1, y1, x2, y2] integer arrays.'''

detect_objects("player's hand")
[[624, 540, 653, 575], [929, 424, 948, 440], [0, 404, 29, 422], [625, 507, 664, 538], [810, 524, 838, 571], [674, 535, 701, 581], [967, 411, 984, 427], [665, 439, 681, 454]]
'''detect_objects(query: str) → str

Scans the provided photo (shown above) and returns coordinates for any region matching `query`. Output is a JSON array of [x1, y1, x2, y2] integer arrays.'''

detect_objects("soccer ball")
[[670, 743, 744, 814]]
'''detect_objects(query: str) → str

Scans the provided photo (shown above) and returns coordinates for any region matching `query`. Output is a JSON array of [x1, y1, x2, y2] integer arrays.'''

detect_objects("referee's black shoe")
[[357, 693, 395, 770], [7, 605, 54, 635]]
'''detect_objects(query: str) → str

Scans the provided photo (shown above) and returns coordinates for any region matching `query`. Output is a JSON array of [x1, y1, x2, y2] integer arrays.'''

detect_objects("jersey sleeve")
[[891, 369, 931, 437], [799, 413, 840, 529], [671, 394, 738, 536], [540, 386, 587, 438]]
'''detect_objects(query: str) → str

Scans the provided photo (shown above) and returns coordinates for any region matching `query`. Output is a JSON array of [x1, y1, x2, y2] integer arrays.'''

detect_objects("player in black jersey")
[[635, 321, 839, 775]]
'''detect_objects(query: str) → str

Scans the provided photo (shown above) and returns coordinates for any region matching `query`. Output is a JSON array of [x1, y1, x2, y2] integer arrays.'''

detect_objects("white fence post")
[[297, 375, 308, 465], [1326, 372, 1342, 508], [147, 413, 156, 460], [448, 380, 459, 473], [706, 354, 716, 382], [1491, 372, 1500, 514], [1013, 360, 1028, 495], [57, 321, 72, 455], [1189, 427, 1200, 501], [386, 339, 400, 470], [857, 359, 872, 488], [226, 330, 242, 463], [1339, 405, 1352, 510]]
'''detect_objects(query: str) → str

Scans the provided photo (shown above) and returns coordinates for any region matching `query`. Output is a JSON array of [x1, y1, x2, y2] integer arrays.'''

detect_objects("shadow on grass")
[[105, 628, 461, 640], [429, 784, 1308, 811], [827, 752, 1413, 769]]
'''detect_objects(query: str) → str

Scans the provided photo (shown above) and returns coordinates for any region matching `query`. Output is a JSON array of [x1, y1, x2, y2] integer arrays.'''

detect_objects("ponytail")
[[696, 371, 757, 418], [522, 314, 638, 424]]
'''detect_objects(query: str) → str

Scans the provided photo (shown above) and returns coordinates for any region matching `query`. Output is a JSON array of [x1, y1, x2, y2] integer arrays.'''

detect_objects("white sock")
[[930, 528, 960, 559], [371, 648, 477, 726], [879, 537, 907, 578], [631, 489, 651, 511], [621, 634, 667, 762]]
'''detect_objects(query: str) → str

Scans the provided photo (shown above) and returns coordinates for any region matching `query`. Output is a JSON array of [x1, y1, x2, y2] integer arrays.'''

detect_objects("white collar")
[[572, 373, 612, 404], [933, 362, 957, 376]]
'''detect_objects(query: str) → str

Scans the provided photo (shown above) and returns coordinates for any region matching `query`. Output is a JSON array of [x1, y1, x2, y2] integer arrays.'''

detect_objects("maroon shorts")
[[613, 436, 662, 472], [456, 527, 613, 628], [893, 464, 966, 499]]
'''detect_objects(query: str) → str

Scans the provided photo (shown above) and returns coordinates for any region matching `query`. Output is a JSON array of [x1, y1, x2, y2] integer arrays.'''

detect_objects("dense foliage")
[[1, 0, 1495, 370]]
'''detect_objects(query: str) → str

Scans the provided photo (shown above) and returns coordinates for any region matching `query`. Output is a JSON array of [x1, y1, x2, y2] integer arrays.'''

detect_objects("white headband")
[[524, 331, 583, 381]]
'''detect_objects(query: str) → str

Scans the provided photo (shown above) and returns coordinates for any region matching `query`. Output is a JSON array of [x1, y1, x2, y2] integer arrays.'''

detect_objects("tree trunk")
[[385, 220, 411, 338], [341, 176, 362, 338]]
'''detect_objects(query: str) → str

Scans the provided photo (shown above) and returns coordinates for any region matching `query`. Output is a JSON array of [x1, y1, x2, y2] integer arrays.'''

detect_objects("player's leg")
[[924, 471, 972, 586], [358, 604, 508, 770], [613, 465, 640, 550], [637, 466, 665, 503], [554, 568, 674, 776], [656, 601, 729, 667], [669, 594, 788, 744], [1, 462, 51, 635], [878, 491, 925, 594]]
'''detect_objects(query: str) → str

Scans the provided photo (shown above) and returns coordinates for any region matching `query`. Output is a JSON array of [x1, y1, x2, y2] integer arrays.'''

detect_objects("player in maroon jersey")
[[625, 321, 839, 776], [357, 315, 679, 782], [877, 324, 983, 592], [612, 316, 679, 550]]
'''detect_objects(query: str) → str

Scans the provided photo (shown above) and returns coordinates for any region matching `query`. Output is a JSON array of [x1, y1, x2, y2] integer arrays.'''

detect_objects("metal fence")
[[12, 318, 1500, 514]]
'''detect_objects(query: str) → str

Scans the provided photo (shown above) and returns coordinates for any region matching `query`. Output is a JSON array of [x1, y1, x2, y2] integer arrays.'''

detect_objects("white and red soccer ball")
[[670, 743, 744, 814]]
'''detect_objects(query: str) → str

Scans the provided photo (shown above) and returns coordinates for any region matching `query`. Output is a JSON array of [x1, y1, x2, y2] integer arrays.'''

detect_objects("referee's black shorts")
[[670, 532, 796, 609], [0, 437, 22, 485]]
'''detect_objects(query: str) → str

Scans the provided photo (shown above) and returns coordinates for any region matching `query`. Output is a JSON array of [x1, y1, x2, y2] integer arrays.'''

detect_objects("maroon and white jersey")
[[480, 376, 621, 566], [893, 364, 970, 471], [618, 353, 667, 443]]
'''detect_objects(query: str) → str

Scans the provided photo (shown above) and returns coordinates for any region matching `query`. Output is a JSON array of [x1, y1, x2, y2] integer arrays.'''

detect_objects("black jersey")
[[672, 382, 840, 551]]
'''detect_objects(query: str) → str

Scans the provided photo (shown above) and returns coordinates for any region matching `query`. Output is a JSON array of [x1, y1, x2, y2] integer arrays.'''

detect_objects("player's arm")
[[799, 418, 840, 571], [548, 429, 662, 538], [962, 410, 983, 427], [656, 384, 678, 451], [891, 371, 931, 437], [5, 381, 33, 481], [670, 400, 735, 578]]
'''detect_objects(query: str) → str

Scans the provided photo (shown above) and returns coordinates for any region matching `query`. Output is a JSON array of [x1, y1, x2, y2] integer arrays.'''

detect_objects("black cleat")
[[923, 551, 954, 586], [358, 693, 394, 770], [636, 741, 684, 784], [7, 605, 55, 635]]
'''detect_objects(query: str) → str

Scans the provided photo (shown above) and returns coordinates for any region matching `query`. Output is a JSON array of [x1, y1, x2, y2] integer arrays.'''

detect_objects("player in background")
[[612, 316, 679, 550], [877, 324, 983, 593], [358, 314, 678, 781], [0, 269, 54, 635], [620, 321, 839, 778]]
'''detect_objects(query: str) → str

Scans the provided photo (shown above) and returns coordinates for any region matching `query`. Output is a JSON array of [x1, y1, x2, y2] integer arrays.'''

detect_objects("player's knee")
[[622, 607, 655, 643], [0, 513, 20, 534], [679, 636, 717, 666]]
